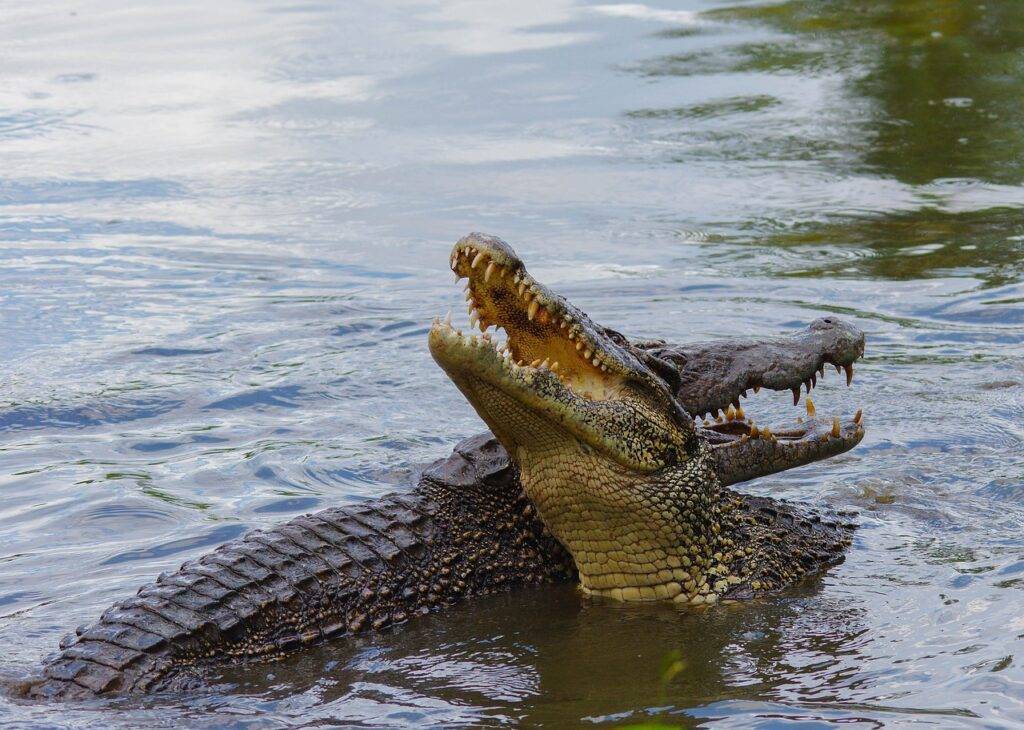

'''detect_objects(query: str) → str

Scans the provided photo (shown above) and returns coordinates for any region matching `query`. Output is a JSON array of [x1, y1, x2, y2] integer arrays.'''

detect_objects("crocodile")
[[23, 233, 864, 700]]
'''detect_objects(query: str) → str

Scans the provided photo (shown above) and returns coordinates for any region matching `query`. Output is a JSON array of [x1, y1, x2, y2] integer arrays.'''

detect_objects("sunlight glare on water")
[[1, 0, 1023, 726]]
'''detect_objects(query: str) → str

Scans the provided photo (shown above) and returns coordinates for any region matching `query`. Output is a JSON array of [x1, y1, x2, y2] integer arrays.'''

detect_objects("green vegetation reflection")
[[712, 0, 1024, 186], [632, 0, 1024, 284]]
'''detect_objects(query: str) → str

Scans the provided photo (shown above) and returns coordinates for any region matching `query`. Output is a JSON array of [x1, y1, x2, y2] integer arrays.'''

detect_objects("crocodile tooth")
[[445, 310, 452, 326], [530, 359, 542, 367], [551, 361, 560, 371], [471, 252, 486, 269], [844, 363, 854, 386], [485, 262, 496, 282], [584, 348, 593, 359], [517, 282, 526, 296], [736, 405, 745, 420], [749, 425, 760, 439], [831, 417, 841, 438], [854, 408, 863, 424], [469, 312, 479, 329], [540, 358, 550, 369], [576, 341, 584, 351], [725, 405, 736, 421], [805, 396, 815, 418], [464, 290, 473, 301], [528, 300, 539, 321], [592, 357, 600, 367]]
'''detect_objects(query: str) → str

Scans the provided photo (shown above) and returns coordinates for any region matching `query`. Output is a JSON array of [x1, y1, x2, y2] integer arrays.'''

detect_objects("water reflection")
[[720, 0, 1024, 185], [1, 0, 1023, 726], [629, 0, 1024, 285]]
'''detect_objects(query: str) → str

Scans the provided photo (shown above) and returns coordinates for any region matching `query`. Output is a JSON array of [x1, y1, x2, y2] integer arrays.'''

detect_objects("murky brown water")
[[1, 0, 1022, 726]]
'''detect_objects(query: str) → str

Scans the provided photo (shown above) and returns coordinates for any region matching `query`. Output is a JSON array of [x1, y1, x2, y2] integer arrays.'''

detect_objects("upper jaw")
[[644, 317, 866, 420]]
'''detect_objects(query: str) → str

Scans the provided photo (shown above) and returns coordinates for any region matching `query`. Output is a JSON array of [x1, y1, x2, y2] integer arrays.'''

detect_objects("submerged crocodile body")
[[25, 234, 864, 700]]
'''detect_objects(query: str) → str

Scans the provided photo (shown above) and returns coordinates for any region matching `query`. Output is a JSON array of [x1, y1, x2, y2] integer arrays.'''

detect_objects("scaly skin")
[[25, 435, 575, 700], [22, 233, 864, 699], [430, 233, 864, 605]]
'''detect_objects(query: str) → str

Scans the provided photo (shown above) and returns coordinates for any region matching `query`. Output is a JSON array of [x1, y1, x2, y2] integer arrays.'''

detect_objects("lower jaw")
[[705, 416, 864, 487]]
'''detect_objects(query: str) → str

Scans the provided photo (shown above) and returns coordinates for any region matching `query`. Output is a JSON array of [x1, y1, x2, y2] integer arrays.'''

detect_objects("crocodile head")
[[429, 233, 864, 602]]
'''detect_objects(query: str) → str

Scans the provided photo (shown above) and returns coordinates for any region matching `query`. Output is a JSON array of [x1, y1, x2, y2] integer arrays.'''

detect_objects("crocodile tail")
[[27, 494, 440, 699], [26, 434, 574, 700]]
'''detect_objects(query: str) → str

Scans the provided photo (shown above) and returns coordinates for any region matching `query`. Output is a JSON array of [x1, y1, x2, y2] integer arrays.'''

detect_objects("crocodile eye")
[[663, 446, 679, 466]]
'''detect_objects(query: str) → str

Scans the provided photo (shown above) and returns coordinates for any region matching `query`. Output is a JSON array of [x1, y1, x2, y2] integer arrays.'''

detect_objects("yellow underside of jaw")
[[517, 441, 755, 605]]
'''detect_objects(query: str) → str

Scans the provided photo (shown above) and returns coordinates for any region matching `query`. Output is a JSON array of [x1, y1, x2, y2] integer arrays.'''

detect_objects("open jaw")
[[669, 317, 866, 483], [428, 233, 691, 471], [661, 319, 868, 485], [429, 232, 866, 482]]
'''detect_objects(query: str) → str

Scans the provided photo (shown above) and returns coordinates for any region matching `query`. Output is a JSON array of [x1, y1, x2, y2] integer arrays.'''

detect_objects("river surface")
[[2, 0, 1023, 727]]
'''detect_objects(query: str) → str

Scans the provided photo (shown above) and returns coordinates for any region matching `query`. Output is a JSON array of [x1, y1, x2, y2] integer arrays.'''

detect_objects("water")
[[1, 0, 1022, 726]]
